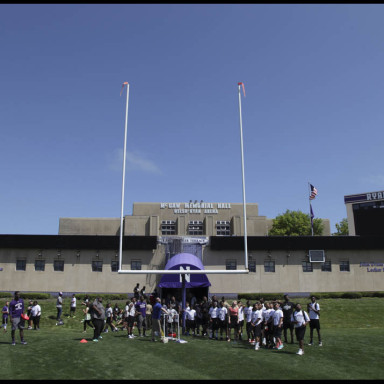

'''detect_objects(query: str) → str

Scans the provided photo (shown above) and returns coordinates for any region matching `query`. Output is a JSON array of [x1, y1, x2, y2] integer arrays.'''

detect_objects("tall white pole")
[[238, 83, 248, 270], [119, 82, 129, 271]]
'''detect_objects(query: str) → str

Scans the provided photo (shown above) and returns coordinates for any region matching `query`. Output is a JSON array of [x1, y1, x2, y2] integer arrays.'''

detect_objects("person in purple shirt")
[[135, 296, 147, 337], [9, 291, 27, 345]]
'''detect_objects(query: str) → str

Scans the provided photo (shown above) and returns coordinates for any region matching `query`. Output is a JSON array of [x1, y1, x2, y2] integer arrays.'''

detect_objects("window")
[[321, 260, 332, 272], [35, 260, 45, 271], [226, 259, 237, 270], [131, 260, 142, 270], [340, 260, 350, 272], [111, 261, 119, 272], [264, 260, 275, 272], [216, 221, 231, 236], [248, 260, 256, 273], [161, 220, 176, 235], [302, 261, 313, 272], [188, 220, 203, 235], [54, 260, 64, 272], [92, 261, 103, 272], [16, 260, 26, 271]]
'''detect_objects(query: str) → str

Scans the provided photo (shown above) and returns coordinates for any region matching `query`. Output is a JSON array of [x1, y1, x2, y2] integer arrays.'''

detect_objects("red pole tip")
[[238, 82, 243, 85]]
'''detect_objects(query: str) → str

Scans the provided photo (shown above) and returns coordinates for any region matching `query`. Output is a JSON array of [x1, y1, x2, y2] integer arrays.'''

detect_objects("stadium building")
[[1, 201, 384, 298]]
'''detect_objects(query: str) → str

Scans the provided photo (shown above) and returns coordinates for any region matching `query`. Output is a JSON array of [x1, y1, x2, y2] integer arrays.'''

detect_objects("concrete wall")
[[1, 245, 383, 295]]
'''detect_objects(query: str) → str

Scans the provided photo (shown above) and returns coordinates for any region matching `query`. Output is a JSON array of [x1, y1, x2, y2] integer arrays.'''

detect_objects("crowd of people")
[[2, 286, 323, 356]]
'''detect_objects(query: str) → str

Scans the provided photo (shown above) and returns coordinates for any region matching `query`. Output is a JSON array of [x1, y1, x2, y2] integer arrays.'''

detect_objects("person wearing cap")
[[56, 292, 63, 322], [151, 297, 168, 342], [9, 291, 27, 345]]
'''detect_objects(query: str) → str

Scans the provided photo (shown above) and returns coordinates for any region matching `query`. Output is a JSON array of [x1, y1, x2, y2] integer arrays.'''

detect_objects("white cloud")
[[108, 149, 162, 175]]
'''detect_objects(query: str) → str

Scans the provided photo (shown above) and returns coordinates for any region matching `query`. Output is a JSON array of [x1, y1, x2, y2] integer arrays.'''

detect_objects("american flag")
[[309, 184, 318, 200]]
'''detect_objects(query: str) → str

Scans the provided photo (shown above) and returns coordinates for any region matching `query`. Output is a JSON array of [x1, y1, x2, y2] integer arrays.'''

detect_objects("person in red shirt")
[[227, 301, 239, 342]]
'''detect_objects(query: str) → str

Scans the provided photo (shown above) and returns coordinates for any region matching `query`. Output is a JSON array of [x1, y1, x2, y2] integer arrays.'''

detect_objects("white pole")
[[308, 182, 314, 236], [119, 82, 130, 271], [238, 83, 248, 270]]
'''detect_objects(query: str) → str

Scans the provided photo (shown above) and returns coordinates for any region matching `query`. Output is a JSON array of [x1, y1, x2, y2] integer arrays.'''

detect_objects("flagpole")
[[238, 83, 248, 270], [308, 182, 314, 236], [119, 82, 130, 271]]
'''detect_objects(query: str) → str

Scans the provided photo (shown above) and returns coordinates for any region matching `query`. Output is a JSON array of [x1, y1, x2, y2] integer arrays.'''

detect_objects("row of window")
[[161, 220, 231, 236], [16, 260, 142, 272], [226, 260, 349, 272], [15, 259, 349, 272]]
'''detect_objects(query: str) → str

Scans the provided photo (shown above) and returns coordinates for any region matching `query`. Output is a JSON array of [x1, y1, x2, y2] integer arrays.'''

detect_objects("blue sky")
[[1, 4, 384, 235]]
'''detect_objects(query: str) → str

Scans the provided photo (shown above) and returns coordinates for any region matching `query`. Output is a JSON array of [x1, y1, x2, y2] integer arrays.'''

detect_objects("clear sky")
[[1, 4, 384, 235]]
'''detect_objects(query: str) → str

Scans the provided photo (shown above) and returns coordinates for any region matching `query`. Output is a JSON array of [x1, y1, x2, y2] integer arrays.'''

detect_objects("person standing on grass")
[[9, 291, 27, 346], [227, 301, 239, 342], [184, 302, 196, 336], [201, 297, 210, 337], [31, 300, 41, 330], [244, 300, 253, 343], [104, 303, 118, 333], [251, 302, 263, 350], [263, 301, 275, 349], [135, 296, 147, 337], [308, 296, 322, 346], [237, 301, 245, 341], [145, 300, 152, 332], [281, 294, 295, 344], [291, 303, 310, 356], [91, 297, 105, 342], [208, 300, 220, 340], [218, 301, 228, 341], [128, 298, 138, 339], [272, 302, 284, 350], [26, 300, 33, 330], [151, 297, 168, 342], [82, 302, 94, 333], [56, 292, 63, 322], [69, 294, 77, 318], [2, 301, 9, 333]]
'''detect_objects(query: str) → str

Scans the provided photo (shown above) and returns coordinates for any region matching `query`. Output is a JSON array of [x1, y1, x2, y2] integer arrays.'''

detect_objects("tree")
[[269, 209, 324, 236], [333, 218, 349, 236]]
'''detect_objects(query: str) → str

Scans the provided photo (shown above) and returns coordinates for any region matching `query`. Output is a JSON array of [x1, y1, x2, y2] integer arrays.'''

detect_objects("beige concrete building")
[[1, 201, 382, 298]]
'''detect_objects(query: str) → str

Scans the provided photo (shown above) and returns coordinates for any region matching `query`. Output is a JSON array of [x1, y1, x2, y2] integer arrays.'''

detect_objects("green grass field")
[[1, 297, 383, 380]]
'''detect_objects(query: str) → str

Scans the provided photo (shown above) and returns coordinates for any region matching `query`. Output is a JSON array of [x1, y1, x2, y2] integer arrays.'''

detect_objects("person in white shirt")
[[166, 305, 177, 336], [272, 302, 284, 350], [69, 294, 77, 318], [218, 301, 228, 341], [30, 301, 41, 330], [291, 303, 310, 355], [209, 301, 220, 340], [104, 303, 118, 333], [307, 296, 322, 346], [251, 302, 263, 350], [184, 303, 196, 336], [263, 302, 274, 349], [244, 301, 253, 343], [127, 299, 137, 339], [237, 301, 245, 341]]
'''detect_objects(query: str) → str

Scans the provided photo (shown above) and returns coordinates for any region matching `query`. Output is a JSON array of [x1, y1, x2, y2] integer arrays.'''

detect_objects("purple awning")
[[158, 253, 211, 288]]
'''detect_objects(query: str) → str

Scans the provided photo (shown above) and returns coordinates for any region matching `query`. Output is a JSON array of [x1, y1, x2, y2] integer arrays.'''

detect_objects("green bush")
[[238, 293, 289, 302], [341, 292, 362, 299], [0, 292, 13, 299], [20, 292, 51, 300]]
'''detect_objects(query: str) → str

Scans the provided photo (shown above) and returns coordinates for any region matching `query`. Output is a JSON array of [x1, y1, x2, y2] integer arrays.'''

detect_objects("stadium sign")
[[160, 202, 231, 215]]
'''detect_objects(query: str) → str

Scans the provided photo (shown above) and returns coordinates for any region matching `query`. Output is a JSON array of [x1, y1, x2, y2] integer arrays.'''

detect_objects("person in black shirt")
[[281, 294, 295, 344]]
